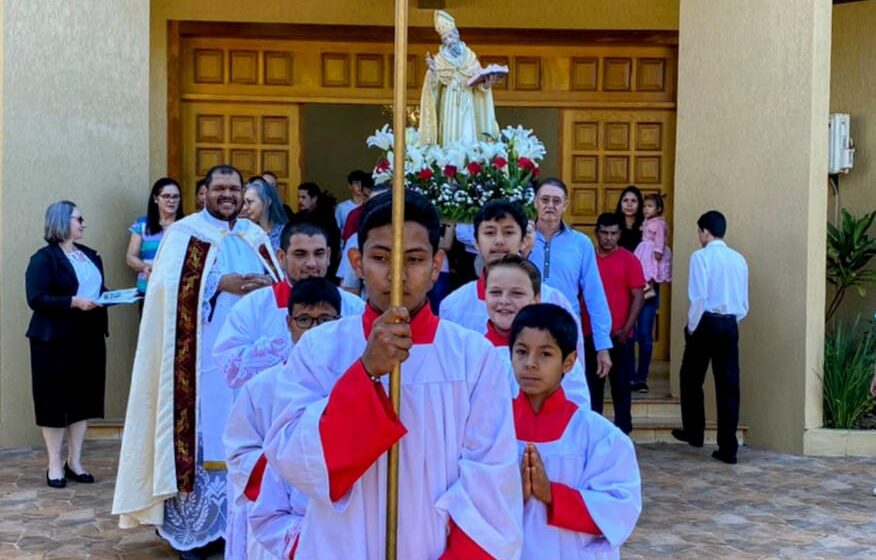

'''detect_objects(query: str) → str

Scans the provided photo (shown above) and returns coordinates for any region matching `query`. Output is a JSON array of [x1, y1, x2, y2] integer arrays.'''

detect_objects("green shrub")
[[822, 316, 876, 429]]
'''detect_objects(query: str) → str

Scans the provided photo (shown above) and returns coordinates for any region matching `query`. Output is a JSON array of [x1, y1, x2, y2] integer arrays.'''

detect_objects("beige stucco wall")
[[148, 0, 680, 179], [830, 2, 876, 321], [672, 0, 831, 453], [0, 1, 150, 447]]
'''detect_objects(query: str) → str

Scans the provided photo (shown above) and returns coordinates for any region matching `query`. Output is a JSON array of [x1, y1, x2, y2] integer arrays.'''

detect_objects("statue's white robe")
[[418, 42, 500, 146]]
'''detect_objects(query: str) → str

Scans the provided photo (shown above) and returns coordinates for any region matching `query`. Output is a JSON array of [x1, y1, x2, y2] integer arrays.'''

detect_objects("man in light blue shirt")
[[528, 178, 613, 377]]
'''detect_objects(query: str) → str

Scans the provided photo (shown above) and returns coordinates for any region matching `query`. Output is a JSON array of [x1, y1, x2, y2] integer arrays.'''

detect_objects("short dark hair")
[[358, 190, 441, 253], [697, 210, 727, 238], [510, 303, 578, 360], [596, 212, 621, 230], [205, 165, 242, 188], [536, 177, 568, 197], [146, 177, 184, 236], [347, 169, 370, 185], [287, 277, 341, 316], [298, 182, 321, 199], [280, 221, 329, 251], [484, 254, 541, 296], [195, 178, 207, 196], [474, 199, 527, 237]]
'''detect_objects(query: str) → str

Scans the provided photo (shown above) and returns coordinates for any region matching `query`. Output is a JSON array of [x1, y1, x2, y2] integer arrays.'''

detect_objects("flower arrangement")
[[366, 125, 545, 222]]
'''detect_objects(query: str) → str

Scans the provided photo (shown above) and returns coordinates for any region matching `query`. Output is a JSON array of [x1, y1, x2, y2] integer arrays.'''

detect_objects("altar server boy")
[[510, 303, 641, 559], [263, 190, 523, 559], [483, 254, 590, 409], [224, 277, 341, 560], [439, 199, 587, 368]]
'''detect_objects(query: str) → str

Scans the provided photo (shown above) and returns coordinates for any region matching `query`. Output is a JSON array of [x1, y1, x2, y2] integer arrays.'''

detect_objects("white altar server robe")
[[214, 281, 364, 388], [264, 305, 523, 559], [249, 466, 308, 559], [224, 362, 295, 560], [514, 390, 641, 559], [439, 276, 589, 372]]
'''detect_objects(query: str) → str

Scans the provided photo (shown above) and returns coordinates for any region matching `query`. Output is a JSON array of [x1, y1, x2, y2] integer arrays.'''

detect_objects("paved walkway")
[[0, 440, 873, 559]]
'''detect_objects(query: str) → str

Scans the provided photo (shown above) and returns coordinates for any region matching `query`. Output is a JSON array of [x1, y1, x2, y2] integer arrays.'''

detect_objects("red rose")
[[444, 165, 458, 179], [418, 168, 433, 181], [533, 166, 541, 177], [517, 157, 534, 171], [467, 162, 483, 175], [376, 158, 391, 172], [493, 156, 508, 170]]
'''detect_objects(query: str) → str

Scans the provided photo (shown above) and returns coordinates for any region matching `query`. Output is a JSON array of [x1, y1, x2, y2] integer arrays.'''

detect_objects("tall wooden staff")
[[386, 1, 408, 559]]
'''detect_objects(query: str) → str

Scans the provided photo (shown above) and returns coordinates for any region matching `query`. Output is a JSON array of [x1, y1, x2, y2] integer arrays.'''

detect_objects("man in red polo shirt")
[[582, 212, 645, 434]]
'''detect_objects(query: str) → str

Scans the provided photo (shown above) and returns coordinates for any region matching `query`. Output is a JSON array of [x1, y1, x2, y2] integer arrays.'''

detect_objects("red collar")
[[485, 321, 510, 347], [362, 302, 440, 344], [272, 280, 292, 308], [476, 273, 487, 301], [513, 388, 578, 443]]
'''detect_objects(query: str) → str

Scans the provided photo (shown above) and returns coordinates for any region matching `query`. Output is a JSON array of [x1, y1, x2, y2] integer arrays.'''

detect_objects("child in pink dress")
[[634, 195, 672, 292], [631, 194, 672, 393]]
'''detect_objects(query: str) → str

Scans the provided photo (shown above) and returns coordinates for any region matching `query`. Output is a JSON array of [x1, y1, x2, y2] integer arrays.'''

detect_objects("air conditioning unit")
[[828, 113, 855, 174]]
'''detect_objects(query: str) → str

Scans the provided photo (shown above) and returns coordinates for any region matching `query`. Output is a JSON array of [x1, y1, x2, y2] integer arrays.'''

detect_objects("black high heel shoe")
[[46, 470, 66, 488], [64, 462, 95, 483]]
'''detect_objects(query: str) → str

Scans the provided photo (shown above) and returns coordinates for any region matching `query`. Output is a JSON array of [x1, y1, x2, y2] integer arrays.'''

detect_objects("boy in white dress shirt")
[[672, 210, 749, 464]]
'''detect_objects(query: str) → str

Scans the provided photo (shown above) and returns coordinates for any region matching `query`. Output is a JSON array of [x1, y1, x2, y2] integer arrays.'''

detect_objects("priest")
[[112, 165, 283, 559]]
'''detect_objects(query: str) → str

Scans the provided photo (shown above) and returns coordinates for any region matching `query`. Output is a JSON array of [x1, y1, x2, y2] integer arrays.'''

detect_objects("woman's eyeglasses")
[[73, 216, 85, 224], [291, 315, 340, 329], [159, 194, 181, 201]]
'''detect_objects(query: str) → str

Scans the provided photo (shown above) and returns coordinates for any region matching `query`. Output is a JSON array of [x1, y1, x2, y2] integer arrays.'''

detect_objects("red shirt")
[[342, 205, 365, 241], [581, 248, 645, 337]]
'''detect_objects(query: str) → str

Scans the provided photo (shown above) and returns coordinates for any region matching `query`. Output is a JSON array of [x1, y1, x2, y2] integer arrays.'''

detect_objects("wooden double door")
[[172, 25, 677, 361]]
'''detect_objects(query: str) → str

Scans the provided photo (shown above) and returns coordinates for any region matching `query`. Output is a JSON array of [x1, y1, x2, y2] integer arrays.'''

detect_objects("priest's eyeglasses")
[[292, 314, 340, 329]]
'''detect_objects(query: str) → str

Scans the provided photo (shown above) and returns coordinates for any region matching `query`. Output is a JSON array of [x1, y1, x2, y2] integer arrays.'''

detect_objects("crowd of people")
[[24, 164, 749, 559]]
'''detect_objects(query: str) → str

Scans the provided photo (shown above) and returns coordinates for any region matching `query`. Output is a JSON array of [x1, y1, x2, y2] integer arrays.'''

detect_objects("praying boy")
[[223, 277, 342, 560], [263, 191, 523, 559], [483, 254, 590, 409], [510, 303, 642, 559]]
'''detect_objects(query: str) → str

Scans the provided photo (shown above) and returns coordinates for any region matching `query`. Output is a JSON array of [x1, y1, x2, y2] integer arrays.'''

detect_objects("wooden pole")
[[386, 1, 408, 559]]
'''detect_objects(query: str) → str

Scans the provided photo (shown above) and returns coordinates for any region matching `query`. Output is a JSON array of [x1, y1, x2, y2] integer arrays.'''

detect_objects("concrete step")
[[626, 418, 747, 445], [86, 419, 124, 441], [604, 398, 680, 420]]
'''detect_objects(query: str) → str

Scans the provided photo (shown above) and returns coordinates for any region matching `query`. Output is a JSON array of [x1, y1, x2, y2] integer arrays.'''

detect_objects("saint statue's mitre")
[[434, 10, 456, 37]]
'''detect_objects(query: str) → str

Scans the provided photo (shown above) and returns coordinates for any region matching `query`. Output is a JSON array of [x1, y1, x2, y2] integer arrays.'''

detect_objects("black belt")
[[703, 312, 735, 320]]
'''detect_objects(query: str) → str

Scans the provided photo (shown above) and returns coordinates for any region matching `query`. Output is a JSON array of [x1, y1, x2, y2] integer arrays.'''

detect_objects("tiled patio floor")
[[0, 440, 873, 559]]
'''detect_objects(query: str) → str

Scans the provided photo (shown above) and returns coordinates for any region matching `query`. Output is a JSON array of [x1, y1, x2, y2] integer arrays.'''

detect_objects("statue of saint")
[[418, 11, 503, 147]]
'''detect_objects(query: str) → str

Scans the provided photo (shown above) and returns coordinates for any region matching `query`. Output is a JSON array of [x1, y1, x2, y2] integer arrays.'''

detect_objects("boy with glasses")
[[223, 277, 341, 560]]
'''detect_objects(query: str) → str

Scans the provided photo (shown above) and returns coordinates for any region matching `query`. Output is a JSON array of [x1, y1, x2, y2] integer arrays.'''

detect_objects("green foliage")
[[822, 316, 876, 429], [826, 209, 876, 322]]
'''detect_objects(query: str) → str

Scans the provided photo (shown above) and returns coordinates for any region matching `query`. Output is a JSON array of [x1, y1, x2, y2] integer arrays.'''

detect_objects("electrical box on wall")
[[829, 113, 855, 174]]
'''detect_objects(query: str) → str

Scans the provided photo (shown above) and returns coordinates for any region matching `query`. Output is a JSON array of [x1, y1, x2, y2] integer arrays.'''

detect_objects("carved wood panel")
[[561, 108, 676, 360], [182, 102, 301, 213]]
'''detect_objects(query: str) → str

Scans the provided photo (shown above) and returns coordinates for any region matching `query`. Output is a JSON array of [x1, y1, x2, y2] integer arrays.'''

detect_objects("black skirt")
[[30, 335, 106, 428]]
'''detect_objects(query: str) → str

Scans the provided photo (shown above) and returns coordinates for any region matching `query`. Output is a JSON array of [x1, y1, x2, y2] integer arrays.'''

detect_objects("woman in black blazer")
[[26, 201, 108, 488]]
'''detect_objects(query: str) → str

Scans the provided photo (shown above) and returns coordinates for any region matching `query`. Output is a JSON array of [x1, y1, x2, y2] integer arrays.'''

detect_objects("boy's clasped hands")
[[521, 442, 551, 504]]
